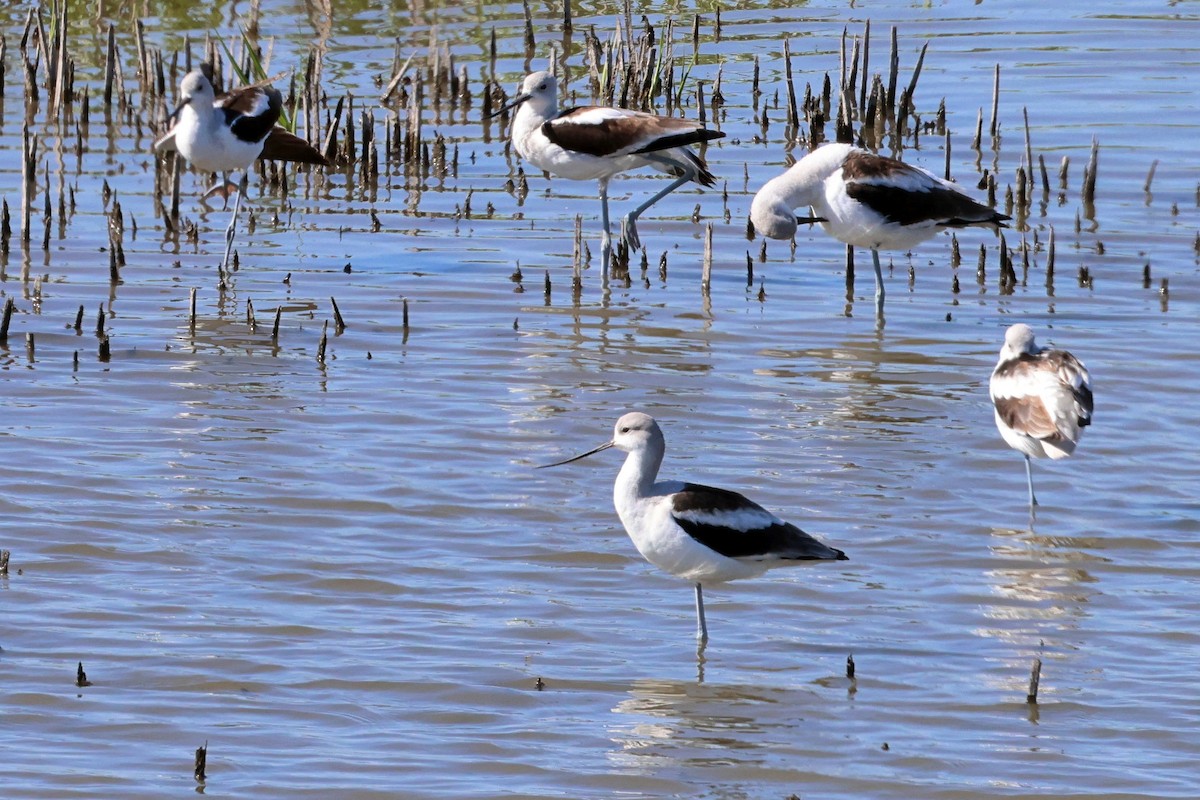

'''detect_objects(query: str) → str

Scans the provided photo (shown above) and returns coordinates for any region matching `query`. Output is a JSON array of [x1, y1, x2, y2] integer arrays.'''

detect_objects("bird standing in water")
[[491, 71, 724, 269], [751, 142, 1009, 319], [540, 412, 847, 643], [989, 324, 1093, 517], [154, 63, 326, 277]]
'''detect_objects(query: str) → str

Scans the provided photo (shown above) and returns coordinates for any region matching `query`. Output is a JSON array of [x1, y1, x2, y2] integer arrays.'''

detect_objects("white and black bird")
[[989, 324, 1093, 515], [539, 412, 847, 643], [154, 63, 325, 203], [154, 63, 326, 277], [751, 142, 1010, 317], [490, 71, 724, 266]]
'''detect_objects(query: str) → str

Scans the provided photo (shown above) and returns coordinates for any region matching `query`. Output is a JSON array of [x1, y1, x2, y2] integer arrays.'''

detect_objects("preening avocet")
[[539, 412, 847, 642], [154, 64, 326, 279], [989, 324, 1093, 515], [751, 142, 1009, 316], [490, 71, 724, 267]]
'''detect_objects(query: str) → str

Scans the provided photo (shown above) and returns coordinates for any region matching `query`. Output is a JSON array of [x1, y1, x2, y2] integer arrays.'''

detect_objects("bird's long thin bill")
[[484, 92, 530, 119], [536, 440, 614, 468], [166, 98, 188, 122]]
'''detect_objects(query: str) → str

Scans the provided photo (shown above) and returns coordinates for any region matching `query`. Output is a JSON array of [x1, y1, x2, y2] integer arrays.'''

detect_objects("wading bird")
[[989, 323, 1093, 516], [751, 142, 1009, 318], [154, 64, 326, 276], [491, 71, 724, 268], [540, 412, 847, 643]]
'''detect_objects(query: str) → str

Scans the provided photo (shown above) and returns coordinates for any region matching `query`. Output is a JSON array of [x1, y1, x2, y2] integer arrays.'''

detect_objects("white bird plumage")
[[989, 324, 1093, 515], [492, 71, 724, 267], [751, 142, 1010, 317], [540, 412, 847, 642]]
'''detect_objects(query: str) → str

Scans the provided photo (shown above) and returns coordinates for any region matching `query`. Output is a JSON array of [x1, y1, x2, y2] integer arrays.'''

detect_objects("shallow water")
[[2, 1, 1199, 798]]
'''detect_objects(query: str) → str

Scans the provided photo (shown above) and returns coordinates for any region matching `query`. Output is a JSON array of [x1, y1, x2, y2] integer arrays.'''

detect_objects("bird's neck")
[[180, 103, 214, 132], [512, 102, 552, 144], [764, 158, 829, 210], [613, 444, 664, 510]]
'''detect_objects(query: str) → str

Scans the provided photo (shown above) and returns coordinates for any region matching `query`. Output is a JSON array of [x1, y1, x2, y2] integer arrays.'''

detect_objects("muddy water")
[[1, 1, 1198, 798]]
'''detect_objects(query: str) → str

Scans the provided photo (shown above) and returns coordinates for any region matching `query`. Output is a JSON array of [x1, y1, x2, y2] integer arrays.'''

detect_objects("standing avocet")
[[539, 412, 847, 642], [751, 143, 1009, 317], [490, 71, 724, 268], [989, 324, 1093, 515], [154, 64, 325, 276]]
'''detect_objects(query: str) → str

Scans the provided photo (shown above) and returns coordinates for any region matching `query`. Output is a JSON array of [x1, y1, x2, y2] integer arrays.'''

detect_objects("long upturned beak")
[[536, 439, 614, 468], [484, 90, 531, 120]]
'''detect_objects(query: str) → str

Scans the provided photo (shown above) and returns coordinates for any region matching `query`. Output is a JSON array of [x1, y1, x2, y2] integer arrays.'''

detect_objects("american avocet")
[[989, 324, 1093, 515], [154, 64, 325, 276], [751, 142, 1010, 317], [490, 71, 724, 267], [539, 412, 847, 642]]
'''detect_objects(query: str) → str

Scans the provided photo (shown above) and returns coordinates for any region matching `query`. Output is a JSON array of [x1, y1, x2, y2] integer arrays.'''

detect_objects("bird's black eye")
[[538, 83, 547, 90], [619, 427, 629, 433]]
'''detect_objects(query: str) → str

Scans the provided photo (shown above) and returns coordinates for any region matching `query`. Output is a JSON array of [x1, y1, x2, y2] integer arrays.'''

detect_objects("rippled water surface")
[[2, 1, 1199, 797]]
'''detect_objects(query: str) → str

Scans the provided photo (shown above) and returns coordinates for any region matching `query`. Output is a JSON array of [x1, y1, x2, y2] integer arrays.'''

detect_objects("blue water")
[[1, 1, 1198, 797]]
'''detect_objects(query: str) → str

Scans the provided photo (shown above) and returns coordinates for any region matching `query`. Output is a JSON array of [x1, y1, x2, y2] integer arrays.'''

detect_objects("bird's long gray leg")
[[219, 173, 248, 283], [621, 158, 697, 252], [598, 177, 612, 272], [694, 583, 709, 643], [1025, 454, 1038, 514], [871, 248, 886, 319]]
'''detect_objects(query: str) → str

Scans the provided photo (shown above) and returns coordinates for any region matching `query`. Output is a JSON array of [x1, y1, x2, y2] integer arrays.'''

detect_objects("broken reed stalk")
[[886, 26, 899, 113], [1046, 225, 1056, 285], [1022, 107, 1034, 191], [989, 64, 1000, 137], [0, 297, 14, 342], [898, 41, 928, 121], [1, 199, 11, 253], [943, 129, 952, 181], [189, 288, 197, 331], [73, 304, 84, 332], [21, 121, 38, 243], [0, 549, 9, 576], [1082, 138, 1099, 206], [858, 20, 870, 110], [194, 742, 207, 782], [331, 297, 346, 332], [98, 336, 111, 361], [272, 307, 282, 339], [76, 661, 91, 687], [1026, 657, 1042, 704], [846, 654, 856, 679], [316, 319, 328, 363], [783, 39, 799, 129], [701, 222, 713, 291], [1144, 159, 1159, 193]]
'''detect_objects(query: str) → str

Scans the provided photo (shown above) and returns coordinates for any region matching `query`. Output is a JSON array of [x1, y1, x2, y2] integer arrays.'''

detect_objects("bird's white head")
[[515, 71, 558, 114], [749, 188, 799, 240], [171, 69, 215, 119], [536, 411, 664, 469], [487, 70, 558, 120], [1001, 323, 1039, 359], [610, 412, 663, 454]]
